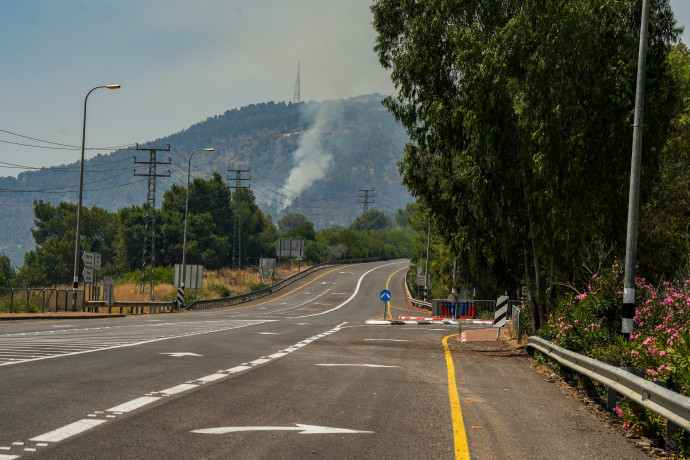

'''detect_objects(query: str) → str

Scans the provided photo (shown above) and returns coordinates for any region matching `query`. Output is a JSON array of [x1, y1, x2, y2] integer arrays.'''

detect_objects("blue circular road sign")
[[379, 289, 392, 302]]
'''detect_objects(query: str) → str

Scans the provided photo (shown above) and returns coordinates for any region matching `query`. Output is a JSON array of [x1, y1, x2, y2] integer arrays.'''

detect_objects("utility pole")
[[358, 188, 375, 215], [134, 144, 171, 298], [424, 221, 430, 301], [227, 167, 251, 270], [623, 0, 650, 339]]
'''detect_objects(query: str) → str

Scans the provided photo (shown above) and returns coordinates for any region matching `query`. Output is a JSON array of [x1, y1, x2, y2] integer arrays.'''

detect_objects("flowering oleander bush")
[[538, 262, 690, 447]]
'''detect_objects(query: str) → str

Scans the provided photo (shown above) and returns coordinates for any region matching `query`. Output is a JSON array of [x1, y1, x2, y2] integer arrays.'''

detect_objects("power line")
[[0, 128, 135, 150]]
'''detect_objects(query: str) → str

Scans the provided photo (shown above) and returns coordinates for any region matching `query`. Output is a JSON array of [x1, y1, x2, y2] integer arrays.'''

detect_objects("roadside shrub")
[[249, 282, 270, 292], [539, 263, 690, 448]]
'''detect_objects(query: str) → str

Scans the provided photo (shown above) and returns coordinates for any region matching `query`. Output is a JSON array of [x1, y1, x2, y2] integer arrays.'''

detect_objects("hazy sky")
[[0, 0, 395, 178], [0, 0, 688, 179]]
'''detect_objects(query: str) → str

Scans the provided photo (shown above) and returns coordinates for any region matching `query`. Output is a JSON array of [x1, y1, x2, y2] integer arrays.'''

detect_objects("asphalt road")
[[0, 260, 650, 459]]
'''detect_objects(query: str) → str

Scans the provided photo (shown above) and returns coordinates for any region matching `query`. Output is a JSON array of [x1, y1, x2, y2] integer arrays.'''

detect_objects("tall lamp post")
[[72, 84, 120, 311], [622, 0, 650, 338], [178, 148, 215, 310]]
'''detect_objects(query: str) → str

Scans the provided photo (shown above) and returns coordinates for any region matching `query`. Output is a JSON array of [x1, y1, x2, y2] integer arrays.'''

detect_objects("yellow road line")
[[384, 265, 408, 320], [443, 334, 471, 460], [213, 264, 359, 313]]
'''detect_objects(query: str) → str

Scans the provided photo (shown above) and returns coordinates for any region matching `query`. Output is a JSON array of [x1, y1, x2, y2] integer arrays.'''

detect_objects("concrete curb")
[[0, 313, 126, 321]]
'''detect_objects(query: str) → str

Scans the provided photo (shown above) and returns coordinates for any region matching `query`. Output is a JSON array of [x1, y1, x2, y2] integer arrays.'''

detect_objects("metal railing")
[[404, 274, 431, 310], [188, 256, 408, 311], [527, 336, 689, 442], [0, 288, 84, 313]]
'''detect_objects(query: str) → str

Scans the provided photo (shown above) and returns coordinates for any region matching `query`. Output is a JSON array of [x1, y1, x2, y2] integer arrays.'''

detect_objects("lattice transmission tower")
[[134, 144, 171, 298], [293, 61, 301, 104], [227, 167, 251, 270], [358, 188, 375, 215]]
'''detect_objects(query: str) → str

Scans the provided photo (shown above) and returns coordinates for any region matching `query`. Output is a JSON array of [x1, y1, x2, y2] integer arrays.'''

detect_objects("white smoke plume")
[[281, 101, 343, 209]]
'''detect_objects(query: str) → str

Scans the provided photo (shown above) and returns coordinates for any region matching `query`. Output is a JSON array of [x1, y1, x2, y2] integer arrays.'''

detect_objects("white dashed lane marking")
[[6, 323, 348, 458]]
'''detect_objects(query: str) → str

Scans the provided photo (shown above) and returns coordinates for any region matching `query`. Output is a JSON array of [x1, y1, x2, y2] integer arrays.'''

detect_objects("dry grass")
[[108, 264, 312, 302]]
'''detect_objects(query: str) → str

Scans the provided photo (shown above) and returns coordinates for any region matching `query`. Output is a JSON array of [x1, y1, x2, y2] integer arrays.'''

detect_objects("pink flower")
[[613, 406, 623, 418], [659, 350, 666, 357]]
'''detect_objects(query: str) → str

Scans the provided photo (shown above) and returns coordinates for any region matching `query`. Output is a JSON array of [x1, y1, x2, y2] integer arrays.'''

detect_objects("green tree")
[[277, 213, 307, 234], [284, 221, 316, 240], [372, 0, 679, 329], [159, 172, 233, 269], [18, 201, 118, 286], [638, 43, 690, 282], [350, 209, 391, 231]]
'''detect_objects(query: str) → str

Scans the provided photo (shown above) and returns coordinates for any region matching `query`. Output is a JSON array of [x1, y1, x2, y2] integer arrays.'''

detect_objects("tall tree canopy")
[[372, 0, 680, 328]]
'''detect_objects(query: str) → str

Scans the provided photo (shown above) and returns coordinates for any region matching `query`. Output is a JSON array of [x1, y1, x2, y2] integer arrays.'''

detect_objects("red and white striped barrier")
[[398, 316, 443, 321]]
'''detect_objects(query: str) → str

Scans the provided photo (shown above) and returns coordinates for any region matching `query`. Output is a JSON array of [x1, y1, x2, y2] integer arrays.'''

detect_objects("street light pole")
[[71, 84, 120, 311], [179, 148, 215, 310], [622, 0, 650, 338]]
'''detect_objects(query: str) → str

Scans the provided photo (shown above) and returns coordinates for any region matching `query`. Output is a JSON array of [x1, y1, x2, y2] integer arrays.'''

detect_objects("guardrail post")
[[606, 387, 618, 410]]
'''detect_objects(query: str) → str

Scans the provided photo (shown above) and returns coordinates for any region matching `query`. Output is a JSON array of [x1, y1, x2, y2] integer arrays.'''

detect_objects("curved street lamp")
[[71, 84, 120, 311], [179, 148, 215, 309]]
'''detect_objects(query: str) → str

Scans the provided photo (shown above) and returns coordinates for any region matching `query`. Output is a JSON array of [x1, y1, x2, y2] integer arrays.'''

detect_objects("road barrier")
[[527, 336, 689, 446], [0, 288, 83, 313], [82, 301, 175, 314]]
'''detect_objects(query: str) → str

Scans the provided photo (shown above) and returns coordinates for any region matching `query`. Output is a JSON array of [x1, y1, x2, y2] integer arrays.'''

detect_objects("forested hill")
[[0, 94, 413, 267]]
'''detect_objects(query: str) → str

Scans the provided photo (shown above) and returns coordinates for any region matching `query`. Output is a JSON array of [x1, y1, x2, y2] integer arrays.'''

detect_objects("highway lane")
[[2, 259, 449, 458], [0, 259, 649, 459]]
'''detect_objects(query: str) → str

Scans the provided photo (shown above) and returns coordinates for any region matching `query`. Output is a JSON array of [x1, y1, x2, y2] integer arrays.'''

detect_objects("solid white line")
[[107, 396, 161, 413], [314, 364, 400, 368], [295, 261, 406, 318], [30, 419, 108, 443], [364, 339, 410, 342], [0, 320, 274, 367]]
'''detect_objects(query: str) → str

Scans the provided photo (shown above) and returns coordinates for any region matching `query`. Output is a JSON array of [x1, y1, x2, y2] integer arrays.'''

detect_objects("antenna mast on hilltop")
[[293, 61, 301, 104]]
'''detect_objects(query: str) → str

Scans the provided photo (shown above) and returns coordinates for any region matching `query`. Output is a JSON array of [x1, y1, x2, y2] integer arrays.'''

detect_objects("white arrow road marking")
[[191, 424, 373, 435], [160, 352, 202, 357], [314, 364, 400, 368]]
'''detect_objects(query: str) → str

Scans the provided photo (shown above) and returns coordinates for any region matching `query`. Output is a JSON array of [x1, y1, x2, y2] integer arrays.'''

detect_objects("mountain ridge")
[[0, 94, 413, 266]]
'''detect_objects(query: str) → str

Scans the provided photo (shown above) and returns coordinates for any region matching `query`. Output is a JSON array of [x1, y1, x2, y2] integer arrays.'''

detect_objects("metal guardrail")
[[404, 274, 431, 310], [527, 336, 690, 435], [188, 256, 408, 311], [82, 301, 175, 314]]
